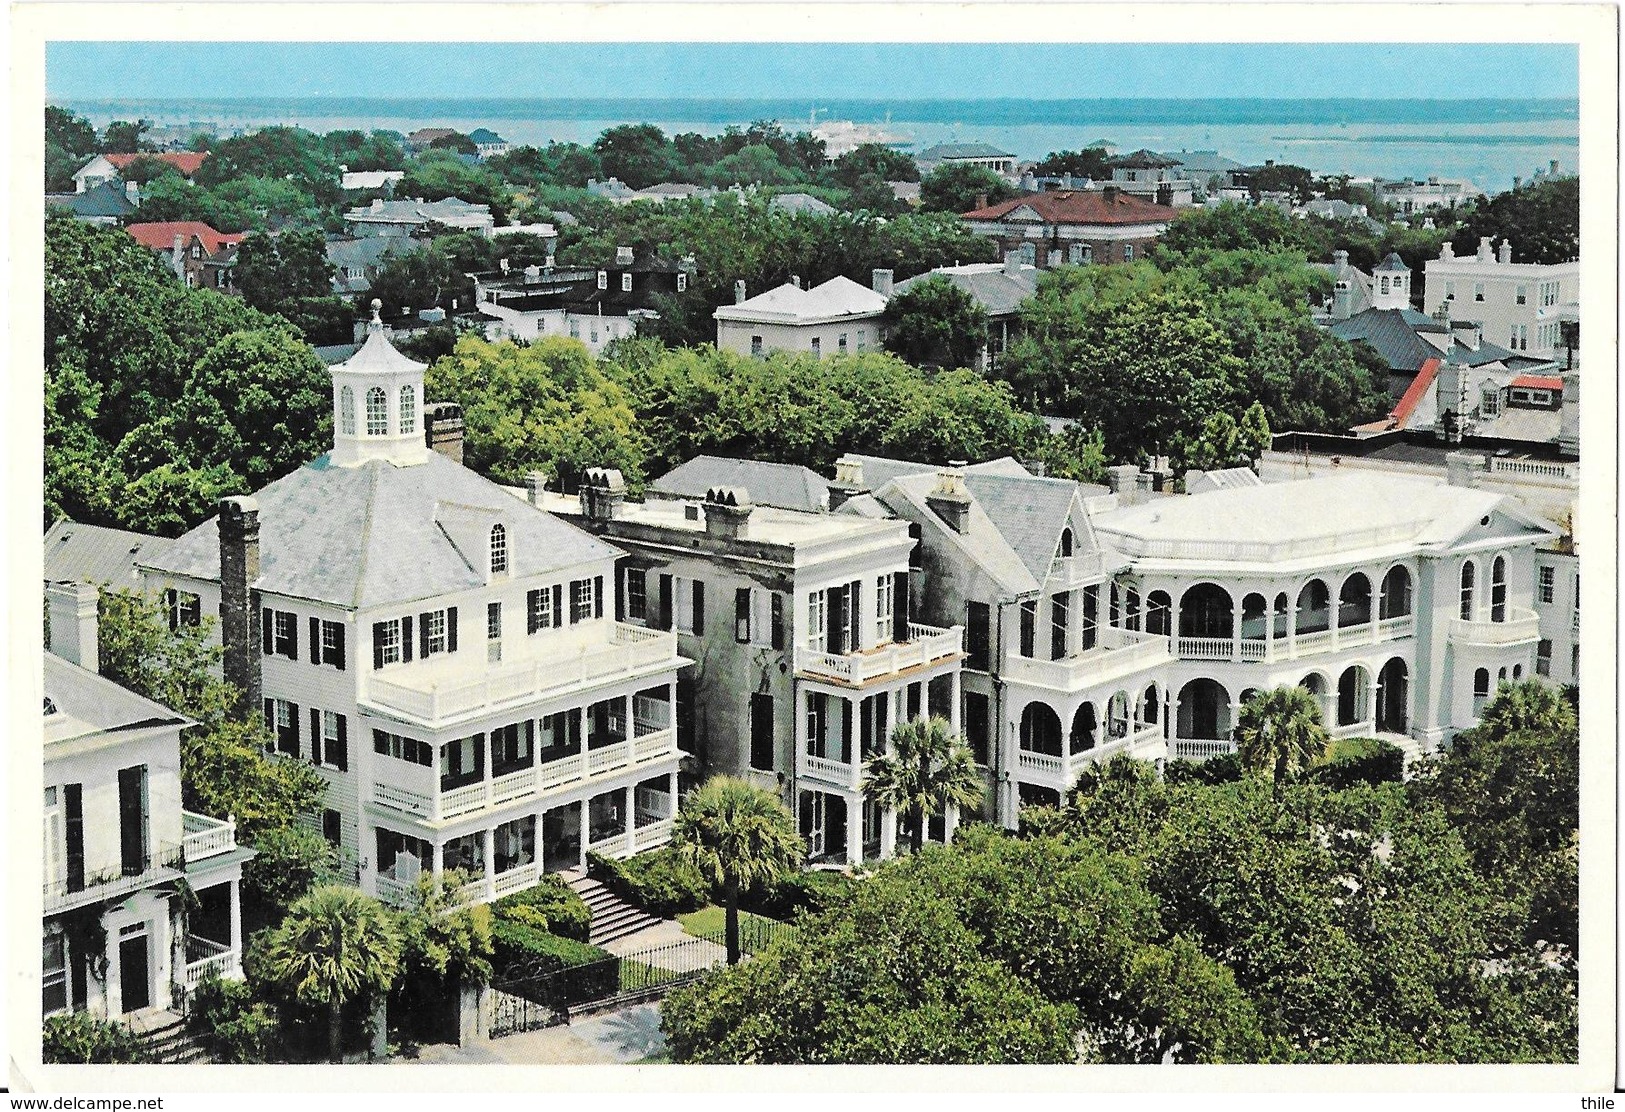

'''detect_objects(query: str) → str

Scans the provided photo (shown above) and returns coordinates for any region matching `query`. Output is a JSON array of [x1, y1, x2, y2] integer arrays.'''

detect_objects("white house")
[[342, 196, 495, 239], [713, 274, 889, 358], [43, 583, 250, 1022], [140, 312, 689, 907], [1423, 238, 1580, 361]]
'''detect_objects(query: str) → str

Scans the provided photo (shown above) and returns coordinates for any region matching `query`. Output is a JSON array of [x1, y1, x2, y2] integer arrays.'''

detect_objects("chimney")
[[545, 251, 556, 270], [974, 193, 988, 211], [217, 496, 262, 716], [1558, 372, 1579, 455], [581, 467, 626, 522], [734, 280, 747, 304], [1331, 281, 1352, 322], [1102, 185, 1120, 203], [1103, 463, 1142, 506], [371, 197, 384, 212], [423, 402, 465, 464], [1435, 364, 1466, 443], [828, 457, 868, 511], [1156, 182, 1173, 206], [1497, 239, 1512, 264], [703, 487, 753, 540], [790, 275, 801, 289], [45, 581, 100, 674], [872, 268, 894, 297], [926, 462, 973, 534], [1440, 241, 1455, 260], [1332, 249, 1349, 269], [1475, 236, 1493, 262], [1004, 251, 1022, 277], [1550, 159, 1559, 175], [616, 245, 634, 265], [1445, 451, 1482, 488], [525, 470, 549, 507]]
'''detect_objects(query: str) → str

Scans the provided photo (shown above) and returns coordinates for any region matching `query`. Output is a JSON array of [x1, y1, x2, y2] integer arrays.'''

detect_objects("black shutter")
[[593, 576, 604, 619], [262, 608, 273, 654], [848, 580, 862, 652], [840, 699, 853, 762], [827, 588, 843, 655], [332, 624, 346, 671], [447, 606, 458, 652], [893, 571, 909, 644], [419, 613, 431, 658], [658, 574, 673, 630], [692, 580, 705, 636], [735, 587, 751, 643], [288, 702, 301, 757], [770, 593, 785, 650], [402, 615, 414, 662], [262, 697, 273, 734], [286, 616, 299, 660], [615, 572, 626, 622], [333, 714, 348, 771], [372, 622, 386, 669], [309, 617, 320, 664], [528, 589, 542, 634], [310, 708, 323, 766], [163, 589, 177, 631], [568, 581, 581, 625], [551, 584, 563, 628]]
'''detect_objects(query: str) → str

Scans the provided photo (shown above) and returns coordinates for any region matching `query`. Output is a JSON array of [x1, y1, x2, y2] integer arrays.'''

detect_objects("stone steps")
[[565, 871, 667, 946]]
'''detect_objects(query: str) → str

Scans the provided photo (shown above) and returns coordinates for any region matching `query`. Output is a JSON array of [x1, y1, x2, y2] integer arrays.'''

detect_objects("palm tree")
[[863, 716, 985, 855], [1476, 678, 1577, 742], [259, 885, 403, 1062], [1234, 686, 1330, 796], [672, 776, 803, 965]]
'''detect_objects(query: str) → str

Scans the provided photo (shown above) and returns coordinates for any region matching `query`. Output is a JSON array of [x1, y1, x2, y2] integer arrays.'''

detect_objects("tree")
[[233, 230, 336, 315], [592, 123, 678, 189], [883, 275, 988, 370], [396, 152, 510, 224], [259, 886, 403, 1062], [827, 143, 919, 186], [863, 716, 985, 855], [241, 824, 337, 926], [919, 162, 1018, 214], [671, 776, 803, 964], [1240, 162, 1315, 203], [1175, 402, 1271, 473], [1472, 677, 1577, 742], [1234, 686, 1330, 795], [428, 131, 478, 155], [47, 106, 100, 191], [1451, 176, 1578, 264], [100, 119, 151, 153], [194, 126, 338, 197], [1031, 421, 1109, 485], [1033, 147, 1113, 180]]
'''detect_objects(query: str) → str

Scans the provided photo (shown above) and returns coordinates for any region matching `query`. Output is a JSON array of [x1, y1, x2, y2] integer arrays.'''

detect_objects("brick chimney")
[[926, 462, 973, 534], [872, 268, 894, 297], [703, 487, 753, 540], [974, 193, 988, 211], [218, 496, 262, 716], [423, 402, 465, 464], [581, 467, 626, 522], [46, 581, 100, 673], [828, 457, 868, 511]]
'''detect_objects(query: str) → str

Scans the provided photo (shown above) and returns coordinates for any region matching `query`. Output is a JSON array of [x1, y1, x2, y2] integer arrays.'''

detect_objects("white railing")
[[1488, 457, 1576, 480], [795, 623, 963, 686], [1449, 607, 1540, 647], [1291, 627, 1335, 654], [1376, 614, 1416, 640], [587, 741, 631, 776], [1048, 552, 1105, 587], [1174, 616, 1416, 664], [1176, 636, 1232, 660], [1330, 720, 1377, 740], [633, 817, 675, 850], [182, 811, 236, 863], [633, 728, 677, 763], [1101, 521, 1418, 565], [373, 781, 433, 819], [538, 753, 586, 790], [586, 833, 626, 856], [801, 752, 859, 787], [366, 623, 679, 722], [1171, 738, 1236, 761], [1002, 628, 1172, 694], [493, 862, 540, 898], [374, 874, 415, 907], [44, 843, 185, 913], [1018, 749, 1064, 775], [182, 936, 239, 988]]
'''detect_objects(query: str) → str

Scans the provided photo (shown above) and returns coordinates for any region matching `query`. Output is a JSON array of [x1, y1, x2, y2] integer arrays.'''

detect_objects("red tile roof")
[[961, 190, 1176, 226], [1387, 357, 1442, 430], [104, 152, 209, 176], [1510, 375, 1564, 391], [125, 222, 244, 256]]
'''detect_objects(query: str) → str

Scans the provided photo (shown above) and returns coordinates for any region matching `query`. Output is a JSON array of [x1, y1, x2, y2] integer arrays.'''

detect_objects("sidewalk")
[[404, 1003, 667, 1065]]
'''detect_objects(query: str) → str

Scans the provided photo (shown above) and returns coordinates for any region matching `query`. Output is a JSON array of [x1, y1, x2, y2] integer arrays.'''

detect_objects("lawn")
[[677, 906, 797, 955]]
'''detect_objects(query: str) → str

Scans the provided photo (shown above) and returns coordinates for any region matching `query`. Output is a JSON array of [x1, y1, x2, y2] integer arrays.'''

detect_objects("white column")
[[944, 803, 960, 842], [667, 771, 679, 817], [949, 669, 962, 734], [228, 877, 242, 964], [879, 806, 897, 858], [844, 795, 861, 865], [578, 801, 590, 869], [624, 784, 637, 855], [482, 828, 496, 900]]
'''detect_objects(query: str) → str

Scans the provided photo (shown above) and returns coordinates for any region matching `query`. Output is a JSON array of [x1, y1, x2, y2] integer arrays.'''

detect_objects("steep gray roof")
[[1373, 251, 1410, 272], [768, 192, 838, 216], [141, 452, 620, 610], [963, 472, 1093, 581], [649, 456, 830, 513], [893, 265, 1038, 317], [45, 652, 190, 751], [1332, 307, 1521, 374], [47, 182, 137, 219], [44, 519, 169, 588]]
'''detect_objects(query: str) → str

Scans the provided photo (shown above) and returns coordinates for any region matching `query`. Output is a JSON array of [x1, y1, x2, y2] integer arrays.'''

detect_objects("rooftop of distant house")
[[125, 221, 244, 255], [916, 141, 1015, 161], [961, 189, 1177, 226], [90, 151, 209, 177], [714, 275, 888, 325], [648, 456, 831, 513], [44, 518, 170, 588], [1109, 148, 1182, 169]]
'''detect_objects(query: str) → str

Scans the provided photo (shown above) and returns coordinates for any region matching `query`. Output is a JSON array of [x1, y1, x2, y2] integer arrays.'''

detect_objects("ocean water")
[[60, 97, 1580, 193]]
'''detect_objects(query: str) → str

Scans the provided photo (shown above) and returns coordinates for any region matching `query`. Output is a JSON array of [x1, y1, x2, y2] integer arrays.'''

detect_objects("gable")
[[1003, 204, 1044, 223]]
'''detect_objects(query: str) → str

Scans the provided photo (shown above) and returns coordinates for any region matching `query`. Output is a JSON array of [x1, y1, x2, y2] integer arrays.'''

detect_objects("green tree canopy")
[[592, 123, 679, 189], [883, 275, 989, 370], [919, 162, 1018, 214], [100, 119, 152, 154], [1032, 147, 1113, 180], [1234, 685, 1331, 794], [1451, 176, 1579, 264], [828, 143, 919, 186]]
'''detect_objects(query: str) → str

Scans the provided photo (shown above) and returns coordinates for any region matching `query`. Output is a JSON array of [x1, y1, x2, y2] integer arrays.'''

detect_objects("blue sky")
[[46, 41, 1579, 101]]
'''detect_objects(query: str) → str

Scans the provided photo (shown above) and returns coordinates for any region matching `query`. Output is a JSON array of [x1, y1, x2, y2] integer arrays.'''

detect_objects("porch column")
[[624, 785, 637, 855], [944, 803, 960, 842], [578, 801, 590, 869], [228, 877, 242, 963], [482, 827, 496, 901], [1227, 697, 1242, 746], [623, 693, 634, 751], [948, 669, 962, 735], [879, 806, 897, 859], [844, 794, 861, 866]]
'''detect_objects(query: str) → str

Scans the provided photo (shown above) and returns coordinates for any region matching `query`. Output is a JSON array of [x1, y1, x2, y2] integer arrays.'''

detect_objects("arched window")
[[490, 524, 508, 575], [1140, 685, 1160, 726], [1459, 560, 1477, 621], [1295, 579, 1331, 635], [1124, 587, 1141, 632], [399, 385, 417, 435], [1490, 556, 1507, 622], [1473, 667, 1490, 714], [1240, 593, 1268, 642], [340, 385, 356, 435], [1059, 528, 1074, 558], [1379, 565, 1413, 619], [1272, 593, 1290, 639], [366, 386, 388, 436], [1019, 703, 1063, 757], [1337, 573, 1372, 628], [1513, 663, 1522, 680], [1337, 666, 1369, 727], [1145, 591, 1171, 636], [1178, 584, 1234, 640]]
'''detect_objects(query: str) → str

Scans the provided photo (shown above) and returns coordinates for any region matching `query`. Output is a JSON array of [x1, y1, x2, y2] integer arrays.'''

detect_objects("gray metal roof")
[[141, 452, 620, 610], [650, 456, 830, 513], [768, 193, 838, 216], [47, 182, 137, 219], [44, 519, 170, 588], [917, 142, 1014, 161], [1373, 251, 1410, 273], [893, 266, 1038, 318]]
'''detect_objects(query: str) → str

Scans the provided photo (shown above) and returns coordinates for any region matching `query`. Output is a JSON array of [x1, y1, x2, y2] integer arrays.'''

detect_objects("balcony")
[[370, 727, 680, 824], [800, 750, 862, 791], [44, 841, 184, 913], [1047, 552, 1106, 588], [365, 623, 680, 725], [795, 623, 963, 688], [182, 811, 237, 864], [182, 935, 240, 988], [1450, 607, 1540, 648], [1176, 614, 1416, 664], [1016, 723, 1167, 787], [1003, 627, 1172, 694], [1170, 737, 1237, 762]]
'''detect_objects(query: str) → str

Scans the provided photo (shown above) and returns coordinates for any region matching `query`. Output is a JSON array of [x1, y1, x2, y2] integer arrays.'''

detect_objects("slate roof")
[[1167, 150, 1245, 174], [649, 456, 830, 513], [47, 181, 137, 219], [962, 190, 1175, 227], [769, 192, 838, 217], [917, 142, 1015, 161], [1110, 148, 1182, 169], [45, 653, 191, 751], [344, 197, 492, 225], [893, 263, 1038, 317], [1373, 251, 1410, 273], [961, 472, 1089, 581], [140, 452, 621, 611], [1330, 308, 1454, 373], [44, 519, 170, 588]]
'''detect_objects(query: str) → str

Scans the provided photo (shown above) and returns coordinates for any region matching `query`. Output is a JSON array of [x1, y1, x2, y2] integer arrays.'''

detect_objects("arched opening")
[[1145, 591, 1172, 636], [1497, 666, 1507, 684], [1070, 703, 1098, 753], [366, 386, 389, 436], [1337, 665, 1370, 727], [1490, 556, 1507, 622], [1177, 678, 1232, 740], [1140, 684, 1160, 726], [399, 384, 417, 435], [1299, 672, 1331, 725], [1337, 573, 1372, 628], [1376, 658, 1409, 734], [1295, 579, 1331, 635], [1019, 703, 1063, 757], [1512, 663, 1522, 680], [1272, 592, 1290, 639], [1059, 528, 1073, 558], [1178, 584, 1234, 640], [490, 523, 508, 575], [1459, 560, 1477, 621], [1472, 667, 1490, 716], [1239, 593, 1268, 642], [1379, 565, 1413, 619], [340, 385, 356, 435], [1124, 587, 1141, 632], [1106, 692, 1132, 740]]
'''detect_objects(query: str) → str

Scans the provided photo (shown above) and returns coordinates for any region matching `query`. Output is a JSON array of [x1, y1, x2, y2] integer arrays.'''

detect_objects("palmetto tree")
[[1235, 686, 1330, 796], [673, 776, 803, 965], [259, 885, 403, 1062], [1476, 678, 1577, 742], [863, 716, 985, 855]]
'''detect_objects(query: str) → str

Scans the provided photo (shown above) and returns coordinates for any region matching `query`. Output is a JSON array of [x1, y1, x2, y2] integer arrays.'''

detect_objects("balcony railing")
[[1004, 627, 1172, 693], [800, 751, 862, 790], [1170, 738, 1236, 762], [795, 623, 963, 687], [365, 623, 679, 723], [370, 728, 681, 823], [1449, 607, 1540, 647], [44, 841, 185, 913], [182, 811, 237, 864], [1176, 614, 1416, 664], [1015, 723, 1166, 786], [182, 935, 239, 988], [1047, 552, 1105, 587]]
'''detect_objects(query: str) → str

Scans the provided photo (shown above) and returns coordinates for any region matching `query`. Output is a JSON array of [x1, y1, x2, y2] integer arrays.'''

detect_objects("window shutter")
[[848, 580, 862, 652], [593, 577, 604, 620], [568, 581, 581, 625], [262, 608, 273, 654], [735, 587, 752, 643], [770, 593, 785, 650], [615, 574, 626, 622], [310, 708, 323, 766], [334, 715, 348, 771], [286, 616, 299, 660], [840, 699, 853, 758], [402, 615, 414, 662], [893, 571, 909, 645], [552, 585, 563, 628], [262, 698, 273, 734], [419, 613, 431, 658], [527, 589, 542, 634], [692, 580, 705, 636], [164, 589, 177, 630], [310, 617, 320, 664], [373, 622, 386, 669], [447, 606, 458, 652], [658, 574, 673, 630], [333, 624, 346, 671]]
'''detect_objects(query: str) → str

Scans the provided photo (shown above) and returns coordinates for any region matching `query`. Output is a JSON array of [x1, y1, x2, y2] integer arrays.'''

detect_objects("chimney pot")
[[582, 467, 626, 522], [703, 486, 753, 539], [423, 402, 465, 464], [525, 471, 549, 506]]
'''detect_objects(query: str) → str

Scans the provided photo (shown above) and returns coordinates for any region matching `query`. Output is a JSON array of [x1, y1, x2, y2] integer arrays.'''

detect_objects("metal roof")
[[650, 456, 830, 513], [44, 519, 170, 588]]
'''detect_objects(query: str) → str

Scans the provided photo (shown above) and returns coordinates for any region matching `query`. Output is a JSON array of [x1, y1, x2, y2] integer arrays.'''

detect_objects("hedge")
[[1164, 752, 1246, 785], [489, 919, 617, 1005], [740, 869, 856, 921], [492, 874, 593, 942], [42, 1012, 150, 1064], [1308, 737, 1405, 789], [587, 847, 711, 917]]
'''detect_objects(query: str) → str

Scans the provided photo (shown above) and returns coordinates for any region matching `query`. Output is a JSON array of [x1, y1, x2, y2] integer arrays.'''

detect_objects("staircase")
[[131, 1009, 209, 1064], [563, 870, 666, 946]]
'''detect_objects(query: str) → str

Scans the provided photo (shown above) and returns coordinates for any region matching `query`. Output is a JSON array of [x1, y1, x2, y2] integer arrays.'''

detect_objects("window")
[[856, 329, 867, 350], [626, 568, 647, 621], [1473, 281, 1485, 302], [963, 691, 991, 765], [811, 337, 821, 356], [340, 386, 356, 435], [491, 722, 533, 776], [1081, 585, 1099, 650], [540, 709, 582, 756], [313, 709, 347, 770], [263, 608, 298, 658], [1472, 667, 1490, 714], [1481, 386, 1501, 417], [43, 935, 67, 1016], [267, 698, 299, 757], [487, 601, 502, 663], [1516, 284, 1527, 305], [374, 729, 432, 766], [770, 592, 785, 650], [570, 320, 580, 338], [1123, 244, 1134, 262], [750, 335, 763, 356], [1459, 561, 1476, 621], [735, 587, 752, 643], [838, 333, 848, 354], [366, 386, 388, 435], [875, 575, 894, 646], [1018, 599, 1037, 658], [321, 809, 342, 847], [1490, 555, 1507, 622], [527, 585, 560, 633], [677, 272, 688, 293], [1380, 275, 1390, 295], [1538, 565, 1555, 604], [1444, 280, 1455, 301], [750, 693, 775, 771], [1050, 591, 1069, 661], [966, 601, 991, 670], [490, 523, 508, 575], [373, 617, 403, 667], [590, 327, 599, 345], [597, 270, 608, 290], [1541, 281, 1558, 307], [164, 589, 201, 631], [808, 590, 827, 652], [571, 577, 603, 623], [422, 609, 448, 655], [399, 385, 416, 435], [440, 734, 484, 789], [620, 272, 633, 292], [314, 619, 346, 669], [673, 577, 704, 635]]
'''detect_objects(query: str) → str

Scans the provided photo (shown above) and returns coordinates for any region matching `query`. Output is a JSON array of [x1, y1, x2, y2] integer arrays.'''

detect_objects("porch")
[[794, 622, 963, 688]]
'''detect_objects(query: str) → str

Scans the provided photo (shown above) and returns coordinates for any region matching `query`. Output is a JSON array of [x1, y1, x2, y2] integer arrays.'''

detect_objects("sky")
[[46, 41, 1580, 102]]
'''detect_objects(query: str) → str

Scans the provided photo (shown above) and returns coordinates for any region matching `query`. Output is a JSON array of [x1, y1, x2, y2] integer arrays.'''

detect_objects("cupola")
[[329, 300, 430, 468]]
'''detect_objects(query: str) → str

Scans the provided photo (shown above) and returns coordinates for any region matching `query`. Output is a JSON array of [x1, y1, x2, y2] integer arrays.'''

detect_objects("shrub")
[[587, 847, 711, 917], [187, 970, 281, 1063], [489, 919, 616, 1005], [741, 869, 857, 921], [42, 1012, 149, 1064], [491, 874, 592, 942], [1164, 753, 1247, 785], [1308, 737, 1405, 789]]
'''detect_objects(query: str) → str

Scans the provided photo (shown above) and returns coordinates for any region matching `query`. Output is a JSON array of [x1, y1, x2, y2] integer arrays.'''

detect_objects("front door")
[[118, 932, 150, 1013]]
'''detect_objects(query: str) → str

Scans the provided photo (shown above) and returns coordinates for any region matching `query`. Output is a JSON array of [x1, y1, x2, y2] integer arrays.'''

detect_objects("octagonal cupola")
[[330, 300, 430, 467]]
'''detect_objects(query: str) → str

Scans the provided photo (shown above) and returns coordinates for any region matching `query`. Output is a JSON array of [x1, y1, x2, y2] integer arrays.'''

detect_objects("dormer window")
[[1059, 528, 1074, 558], [366, 386, 388, 435], [621, 273, 633, 292], [490, 523, 508, 575], [399, 385, 416, 434], [597, 270, 608, 290]]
